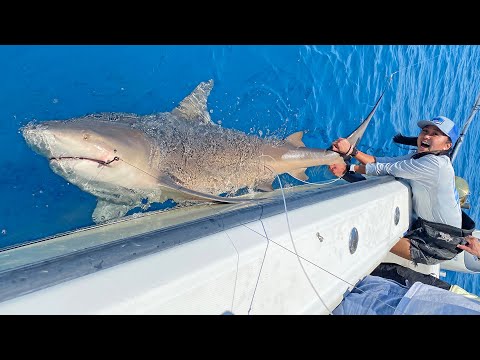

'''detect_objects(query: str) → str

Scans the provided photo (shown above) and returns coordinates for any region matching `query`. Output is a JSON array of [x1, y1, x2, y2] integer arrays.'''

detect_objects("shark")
[[21, 79, 381, 223]]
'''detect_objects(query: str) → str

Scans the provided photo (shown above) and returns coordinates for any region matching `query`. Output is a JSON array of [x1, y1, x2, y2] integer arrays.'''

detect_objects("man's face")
[[417, 125, 452, 153]]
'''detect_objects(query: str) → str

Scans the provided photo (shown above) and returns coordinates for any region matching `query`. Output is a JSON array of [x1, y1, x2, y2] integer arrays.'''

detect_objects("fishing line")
[[81, 159, 108, 189], [204, 153, 339, 313], [113, 142, 404, 313], [115, 117, 401, 313], [240, 174, 400, 313], [86, 166, 106, 187], [387, 49, 444, 78], [118, 151, 334, 312], [95, 51, 462, 313], [274, 173, 332, 313], [115, 156, 260, 313], [288, 175, 343, 187], [114, 78, 406, 313], [247, 214, 270, 315], [222, 227, 240, 314], [243, 71, 411, 312], [204, 178, 335, 314]]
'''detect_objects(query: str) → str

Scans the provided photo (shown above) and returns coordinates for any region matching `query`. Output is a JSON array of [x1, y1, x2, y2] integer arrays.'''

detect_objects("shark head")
[[21, 118, 157, 195]]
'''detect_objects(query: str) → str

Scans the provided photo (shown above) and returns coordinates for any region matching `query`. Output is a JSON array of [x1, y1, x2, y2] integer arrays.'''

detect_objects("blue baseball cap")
[[417, 116, 459, 145]]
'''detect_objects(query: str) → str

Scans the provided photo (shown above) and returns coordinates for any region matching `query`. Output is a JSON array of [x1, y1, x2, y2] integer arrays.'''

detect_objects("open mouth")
[[49, 156, 119, 166], [420, 141, 430, 150]]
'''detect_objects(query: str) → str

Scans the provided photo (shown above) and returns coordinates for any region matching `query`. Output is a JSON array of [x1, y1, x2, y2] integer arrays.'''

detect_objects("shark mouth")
[[49, 156, 119, 166]]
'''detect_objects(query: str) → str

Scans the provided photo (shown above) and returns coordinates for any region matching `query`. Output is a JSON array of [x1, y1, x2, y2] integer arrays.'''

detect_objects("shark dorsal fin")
[[288, 168, 308, 181], [285, 131, 306, 148], [171, 79, 214, 125]]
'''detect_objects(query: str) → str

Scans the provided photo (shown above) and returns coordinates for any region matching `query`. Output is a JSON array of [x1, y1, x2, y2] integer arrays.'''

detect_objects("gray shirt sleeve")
[[366, 154, 440, 180], [375, 154, 414, 163]]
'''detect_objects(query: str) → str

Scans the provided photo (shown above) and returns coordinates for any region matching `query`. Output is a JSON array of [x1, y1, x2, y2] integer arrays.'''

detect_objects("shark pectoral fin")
[[285, 131, 306, 148], [158, 175, 252, 204], [171, 79, 214, 125], [92, 200, 132, 223], [288, 168, 309, 181], [255, 181, 274, 192]]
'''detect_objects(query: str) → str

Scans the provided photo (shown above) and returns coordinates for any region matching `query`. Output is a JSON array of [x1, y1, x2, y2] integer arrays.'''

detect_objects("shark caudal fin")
[[336, 83, 390, 183], [344, 86, 387, 149]]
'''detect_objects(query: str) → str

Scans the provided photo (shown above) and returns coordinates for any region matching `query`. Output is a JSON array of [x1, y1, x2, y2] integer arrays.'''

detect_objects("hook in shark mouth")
[[49, 156, 120, 166]]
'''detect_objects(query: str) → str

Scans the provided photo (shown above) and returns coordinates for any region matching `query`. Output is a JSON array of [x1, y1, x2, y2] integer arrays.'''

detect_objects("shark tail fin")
[[344, 80, 390, 149], [339, 82, 391, 184]]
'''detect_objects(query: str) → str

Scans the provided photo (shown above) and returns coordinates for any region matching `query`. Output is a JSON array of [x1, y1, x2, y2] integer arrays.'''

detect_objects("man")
[[329, 116, 475, 265]]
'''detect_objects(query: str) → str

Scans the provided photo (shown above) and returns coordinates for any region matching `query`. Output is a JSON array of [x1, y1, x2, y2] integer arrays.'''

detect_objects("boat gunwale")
[[0, 176, 397, 304]]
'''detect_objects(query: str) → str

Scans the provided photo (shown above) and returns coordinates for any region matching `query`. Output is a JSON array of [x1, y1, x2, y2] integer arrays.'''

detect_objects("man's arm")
[[364, 154, 441, 179]]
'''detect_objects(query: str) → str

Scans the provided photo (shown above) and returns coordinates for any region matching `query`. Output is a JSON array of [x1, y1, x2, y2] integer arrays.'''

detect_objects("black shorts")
[[370, 262, 451, 289], [405, 211, 475, 266]]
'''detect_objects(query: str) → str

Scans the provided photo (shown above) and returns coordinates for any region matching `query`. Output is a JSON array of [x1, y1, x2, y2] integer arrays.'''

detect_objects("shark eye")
[[83, 134, 89, 140]]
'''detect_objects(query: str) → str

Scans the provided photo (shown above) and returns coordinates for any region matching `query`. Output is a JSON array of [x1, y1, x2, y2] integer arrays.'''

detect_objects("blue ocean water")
[[1, 45, 479, 293]]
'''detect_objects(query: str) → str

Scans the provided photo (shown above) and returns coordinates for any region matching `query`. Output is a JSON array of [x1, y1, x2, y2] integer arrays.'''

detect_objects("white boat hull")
[[0, 176, 439, 314]]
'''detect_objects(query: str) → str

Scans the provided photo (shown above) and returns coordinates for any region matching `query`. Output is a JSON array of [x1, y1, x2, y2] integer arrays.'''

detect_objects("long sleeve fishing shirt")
[[365, 153, 461, 228]]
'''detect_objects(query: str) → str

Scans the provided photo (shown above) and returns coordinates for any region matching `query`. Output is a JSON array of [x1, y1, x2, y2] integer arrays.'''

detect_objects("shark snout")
[[21, 122, 57, 157], [21, 122, 48, 139]]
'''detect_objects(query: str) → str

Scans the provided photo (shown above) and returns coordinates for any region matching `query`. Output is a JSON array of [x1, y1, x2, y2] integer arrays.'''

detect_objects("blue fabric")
[[332, 276, 408, 315], [394, 281, 480, 315], [333, 275, 480, 315]]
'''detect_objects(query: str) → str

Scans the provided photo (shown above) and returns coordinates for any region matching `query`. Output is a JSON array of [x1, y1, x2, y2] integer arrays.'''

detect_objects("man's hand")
[[457, 235, 480, 258], [331, 138, 351, 155], [328, 163, 347, 178]]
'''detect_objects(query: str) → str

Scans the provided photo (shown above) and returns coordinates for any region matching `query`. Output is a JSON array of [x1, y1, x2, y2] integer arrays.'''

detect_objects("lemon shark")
[[21, 79, 380, 223]]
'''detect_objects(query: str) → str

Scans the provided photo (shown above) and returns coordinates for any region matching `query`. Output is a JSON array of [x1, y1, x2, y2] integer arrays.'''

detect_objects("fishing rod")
[[450, 93, 480, 163], [450, 93, 480, 210]]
